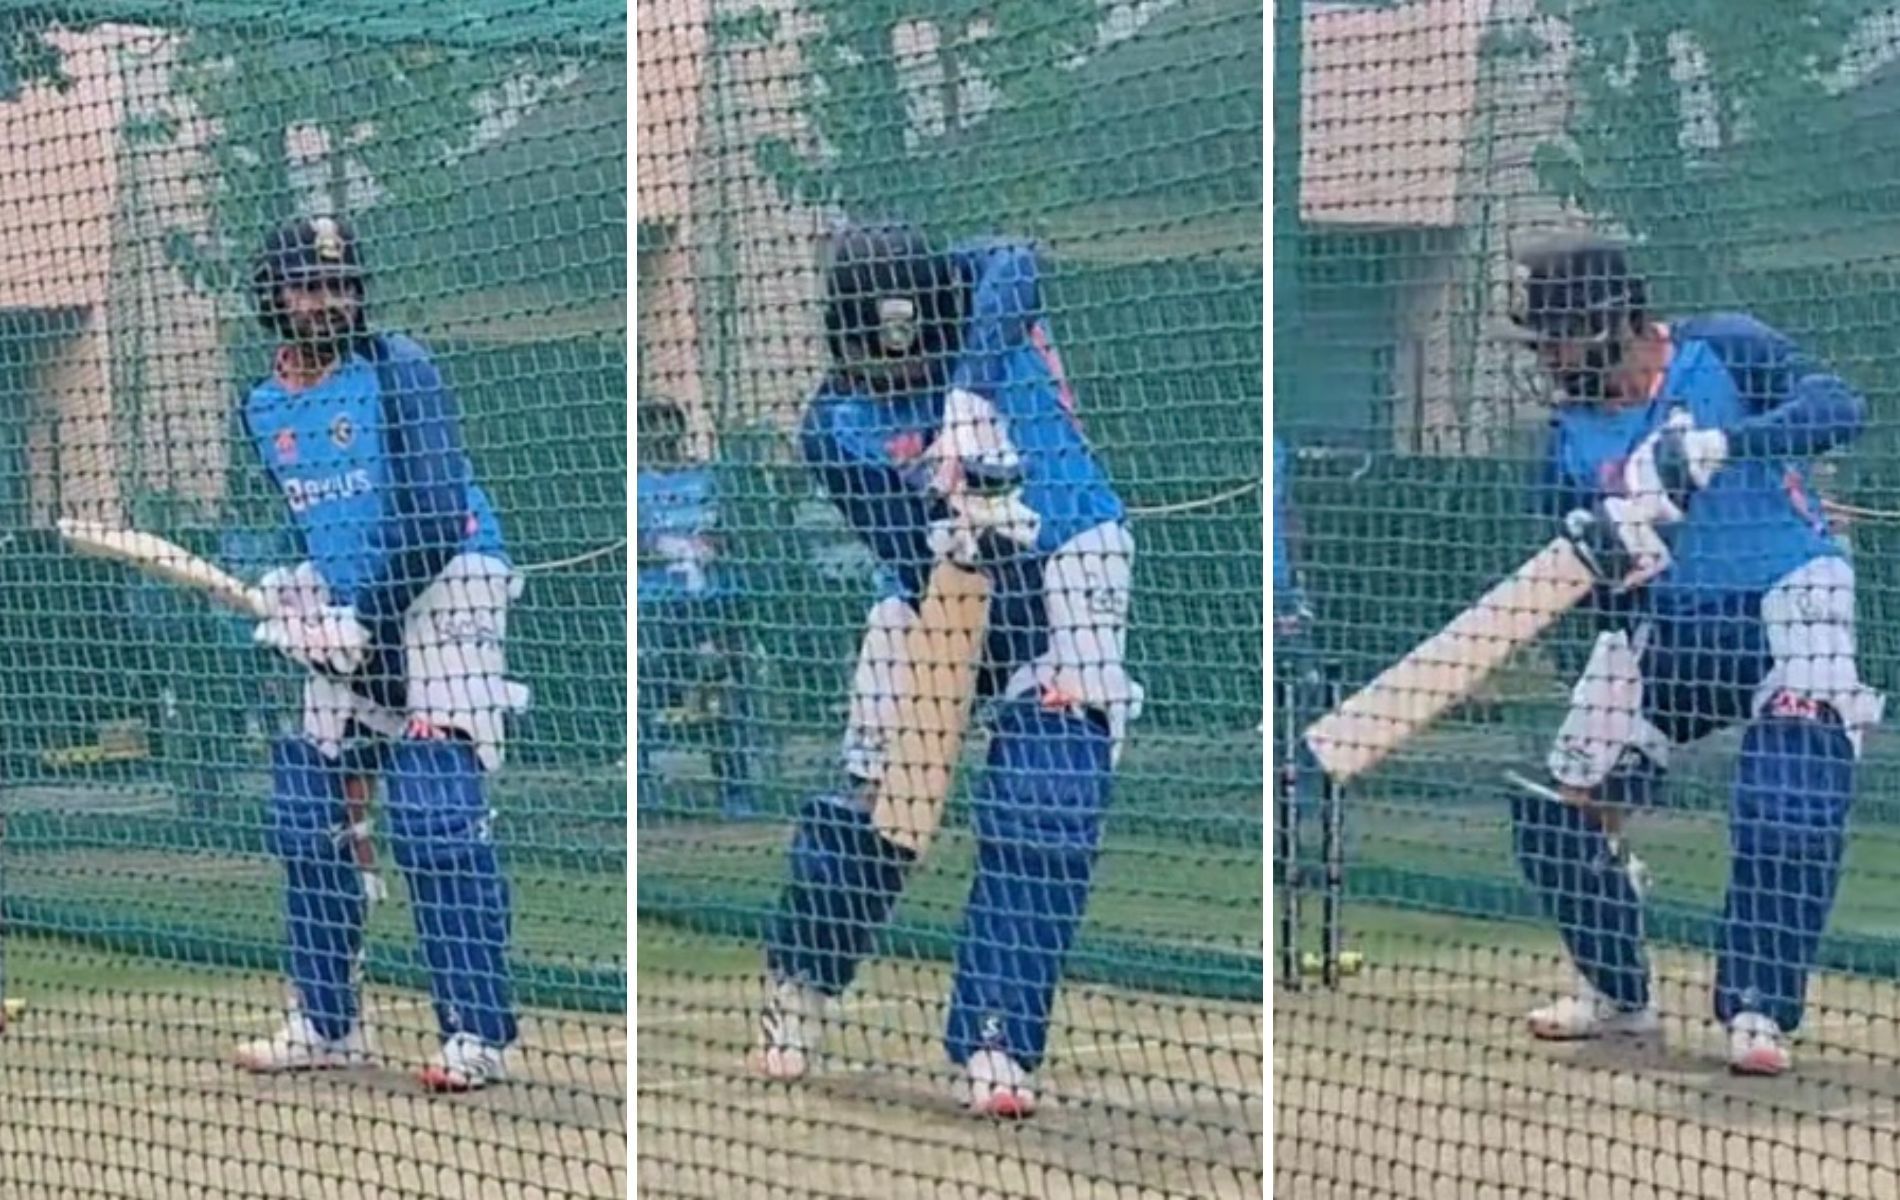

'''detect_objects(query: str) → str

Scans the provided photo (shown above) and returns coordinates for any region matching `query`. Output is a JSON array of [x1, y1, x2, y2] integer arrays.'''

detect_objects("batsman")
[[1508, 234, 1882, 1075], [751, 222, 1142, 1118], [232, 215, 528, 1091]]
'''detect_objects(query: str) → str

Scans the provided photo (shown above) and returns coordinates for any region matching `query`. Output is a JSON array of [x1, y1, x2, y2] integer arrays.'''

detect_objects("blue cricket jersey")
[[1540, 313, 1864, 614], [799, 239, 1125, 608], [244, 333, 506, 624]]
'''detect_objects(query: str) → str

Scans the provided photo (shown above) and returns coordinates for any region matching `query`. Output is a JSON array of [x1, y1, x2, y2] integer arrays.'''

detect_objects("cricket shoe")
[[751, 976, 829, 1082], [419, 1032, 510, 1092], [956, 1048, 1039, 1119], [1728, 1012, 1792, 1077], [1528, 976, 1660, 1042], [234, 1007, 373, 1073]]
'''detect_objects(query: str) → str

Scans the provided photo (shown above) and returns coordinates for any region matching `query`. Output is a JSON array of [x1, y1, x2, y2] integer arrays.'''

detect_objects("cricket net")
[[0, 3, 626, 1197], [635, 0, 1262, 1196], [1278, 2, 1900, 1197]]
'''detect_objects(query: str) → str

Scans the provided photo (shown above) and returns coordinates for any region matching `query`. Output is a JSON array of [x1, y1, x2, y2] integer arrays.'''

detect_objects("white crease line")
[[634, 1025, 1262, 1097], [636, 995, 907, 1030]]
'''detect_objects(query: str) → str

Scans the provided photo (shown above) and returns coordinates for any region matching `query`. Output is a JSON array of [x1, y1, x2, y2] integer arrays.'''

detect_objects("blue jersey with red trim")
[[1540, 313, 1864, 613], [245, 333, 506, 620], [800, 239, 1125, 607]]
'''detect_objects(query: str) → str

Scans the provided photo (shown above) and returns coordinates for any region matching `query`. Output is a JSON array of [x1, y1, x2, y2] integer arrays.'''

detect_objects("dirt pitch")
[[0, 947, 626, 1200], [1275, 940, 1900, 1200], [636, 956, 1264, 1200]]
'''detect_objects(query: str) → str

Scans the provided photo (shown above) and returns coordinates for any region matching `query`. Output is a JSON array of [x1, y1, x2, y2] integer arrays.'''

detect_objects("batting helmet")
[[251, 215, 366, 337], [1509, 234, 1648, 401], [1510, 233, 1646, 342], [822, 220, 965, 393]]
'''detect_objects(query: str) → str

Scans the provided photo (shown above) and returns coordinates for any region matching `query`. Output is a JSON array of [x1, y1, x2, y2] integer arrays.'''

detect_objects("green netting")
[[1277, 2, 1900, 1195], [635, 0, 1261, 1195], [0, 3, 625, 1196]]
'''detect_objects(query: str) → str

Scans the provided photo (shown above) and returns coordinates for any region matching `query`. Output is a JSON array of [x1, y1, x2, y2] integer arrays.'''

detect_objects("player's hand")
[[259, 561, 331, 617], [926, 388, 1042, 566], [1563, 498, 1673, 592], [1625, 409, 1728, 518], [1652, 423, 1730, 498], [254, 603, 371, 675]]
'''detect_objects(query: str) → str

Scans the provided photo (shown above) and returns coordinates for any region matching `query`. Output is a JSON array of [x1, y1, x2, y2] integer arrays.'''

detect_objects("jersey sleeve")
[[1677, 313, 1866, 459], [239, 383, 313, 563], [951, 240, 1043, 395], [354, 341, 473, 623], [799, 392, 939, 607]]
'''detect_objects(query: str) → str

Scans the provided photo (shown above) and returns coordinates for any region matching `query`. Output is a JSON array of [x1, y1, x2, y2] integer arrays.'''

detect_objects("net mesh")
[[0, 4, 626, 1197], [1278, 2, 1900, 1197], [635, 0, 1261, 1196]]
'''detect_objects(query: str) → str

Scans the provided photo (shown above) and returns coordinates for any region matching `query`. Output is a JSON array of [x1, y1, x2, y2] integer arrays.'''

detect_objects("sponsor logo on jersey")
[[282, 468, 373, 513], [330, 413, 355, 448], [274, 428, 297, 463]]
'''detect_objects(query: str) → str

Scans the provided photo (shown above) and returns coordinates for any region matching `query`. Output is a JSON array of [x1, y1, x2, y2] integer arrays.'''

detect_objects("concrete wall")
[[637, 0, 710, 448], [0, 25, 230, 526], [637, 0, 836, 456]]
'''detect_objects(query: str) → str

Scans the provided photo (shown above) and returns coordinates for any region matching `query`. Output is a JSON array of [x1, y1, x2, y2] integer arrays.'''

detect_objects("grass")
[[637, 820, 1261, 959], [1339, 791, 1900, 943], [4, 936, 260, 1000], [635, 928, 762, 981], [7, 850, 626, 970]]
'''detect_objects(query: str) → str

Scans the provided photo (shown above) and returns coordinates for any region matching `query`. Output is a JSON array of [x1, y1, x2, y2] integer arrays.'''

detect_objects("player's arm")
[[799, 396, 939, 606], [1536, 418, 1674, 597], [237, 395, 311, 562], [1640, 317, 1866, 505], [355, 348, 473, 626], [1695, 316, 1867, 458]]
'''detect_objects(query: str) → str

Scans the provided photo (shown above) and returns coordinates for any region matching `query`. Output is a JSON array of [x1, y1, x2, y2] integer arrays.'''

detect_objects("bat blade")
[[1301, 536, 1595, 785], [870, 560, 991, 858], [56, 519, 271, 619]]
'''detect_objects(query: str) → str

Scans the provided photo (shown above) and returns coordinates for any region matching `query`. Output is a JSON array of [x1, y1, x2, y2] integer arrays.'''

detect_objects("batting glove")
[[926, 388, 1042, 566], [258, 561, 331, 617], [1563, 496, 1674, 593], [1624, 409, 1729, 520], [254, 604, 372, 676]]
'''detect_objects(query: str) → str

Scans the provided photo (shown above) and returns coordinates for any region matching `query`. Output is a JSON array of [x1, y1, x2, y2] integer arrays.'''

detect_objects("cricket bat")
[[1301, 536, 1596, 786], [57, 521, 391, 895], [869, 560, 991, 858], [57, 519, 271, 619]]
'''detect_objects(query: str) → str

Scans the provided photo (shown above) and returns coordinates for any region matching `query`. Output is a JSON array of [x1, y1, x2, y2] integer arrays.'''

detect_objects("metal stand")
[[1277, 658, 1349, 991], [1275, 668, 1302, 991], [1319, 663, 1344, 990]]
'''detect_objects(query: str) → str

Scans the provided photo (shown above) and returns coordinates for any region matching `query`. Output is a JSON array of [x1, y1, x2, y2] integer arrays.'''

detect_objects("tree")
[[1530, 0, 1884, 304], [741, 0, 1099, 229]]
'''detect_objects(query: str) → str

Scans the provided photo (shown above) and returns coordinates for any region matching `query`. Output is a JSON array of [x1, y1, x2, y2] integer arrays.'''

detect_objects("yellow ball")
[[1297, 952, 1365, 977], [3, 998, 24, 1020]]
